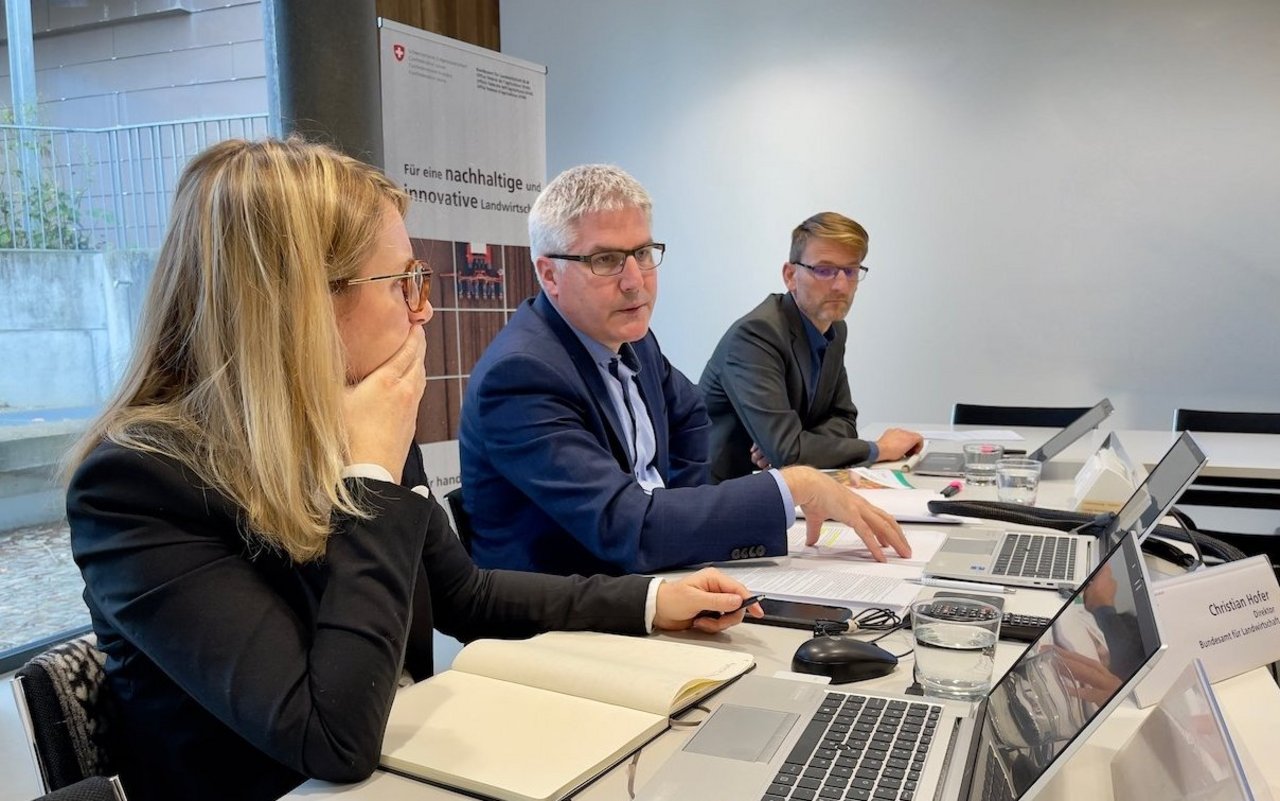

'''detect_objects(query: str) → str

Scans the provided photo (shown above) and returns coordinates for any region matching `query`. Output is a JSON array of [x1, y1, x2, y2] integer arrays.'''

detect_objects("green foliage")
[[0, 116, 100, 251]]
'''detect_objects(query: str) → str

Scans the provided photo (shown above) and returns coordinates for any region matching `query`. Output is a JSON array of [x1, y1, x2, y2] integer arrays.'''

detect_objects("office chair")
[[1170, 407, 1280, 559], [444, 487, 476, 555], [950, 403, 1091, 428], [1173, 408, 1280, 435], [11, 637, 117, 793], [28, 776, 127, 801]]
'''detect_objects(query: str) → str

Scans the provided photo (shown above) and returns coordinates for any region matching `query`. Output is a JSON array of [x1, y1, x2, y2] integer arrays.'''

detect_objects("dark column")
[[263, 0, 384, 167]]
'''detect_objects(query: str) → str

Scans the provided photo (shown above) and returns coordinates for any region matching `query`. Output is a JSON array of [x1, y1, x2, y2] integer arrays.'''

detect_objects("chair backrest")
[[1173, 408, 1280, 435], [30, 776, 127, 801], [951, 403, 1092, 428], [11, 637, 116, 793], [444, 486, 475, 555]]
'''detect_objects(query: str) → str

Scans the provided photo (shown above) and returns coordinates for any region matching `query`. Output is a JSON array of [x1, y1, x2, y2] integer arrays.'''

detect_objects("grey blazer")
[[699, 293, 870, 481]]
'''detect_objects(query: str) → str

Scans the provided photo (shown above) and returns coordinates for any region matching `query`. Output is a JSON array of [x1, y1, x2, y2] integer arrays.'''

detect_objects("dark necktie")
[[608, 357, 639, 466]]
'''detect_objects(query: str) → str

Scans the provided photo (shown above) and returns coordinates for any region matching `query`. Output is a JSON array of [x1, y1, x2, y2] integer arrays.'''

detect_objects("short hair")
[[528, 164, 652, 260], [789, 212, 869, 264], [68, 137, 406, 562]]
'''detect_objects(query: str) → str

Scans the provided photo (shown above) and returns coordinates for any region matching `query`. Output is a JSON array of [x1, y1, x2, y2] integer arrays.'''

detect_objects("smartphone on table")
[[745, 598, 854, 629]]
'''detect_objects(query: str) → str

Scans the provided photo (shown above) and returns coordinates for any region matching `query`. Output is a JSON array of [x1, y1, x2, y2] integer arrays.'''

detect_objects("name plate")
[[1133, 555, 1280, 708]]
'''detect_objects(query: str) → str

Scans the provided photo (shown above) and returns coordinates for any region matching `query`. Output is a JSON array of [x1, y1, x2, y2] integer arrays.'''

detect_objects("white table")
[[287, 475, 1280, 800]]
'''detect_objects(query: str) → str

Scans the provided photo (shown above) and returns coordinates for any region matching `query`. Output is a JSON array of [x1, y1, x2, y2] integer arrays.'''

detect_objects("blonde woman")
[[65, 138, 759, 801]]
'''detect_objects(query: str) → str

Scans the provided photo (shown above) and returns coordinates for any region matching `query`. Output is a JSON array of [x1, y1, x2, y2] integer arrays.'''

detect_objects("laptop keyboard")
[[763, 693, 942, 801], [991, 533, 1078, 582]]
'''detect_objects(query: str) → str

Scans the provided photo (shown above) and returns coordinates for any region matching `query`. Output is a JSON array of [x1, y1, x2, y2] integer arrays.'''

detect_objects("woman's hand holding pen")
[[653, 569, 765, 633]]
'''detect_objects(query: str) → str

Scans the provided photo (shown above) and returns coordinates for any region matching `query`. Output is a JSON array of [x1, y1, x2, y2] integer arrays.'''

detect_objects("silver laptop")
[[924, 431, 1206, 589], [636, 530, 1164, 801], [912, 398, 1115, 478]]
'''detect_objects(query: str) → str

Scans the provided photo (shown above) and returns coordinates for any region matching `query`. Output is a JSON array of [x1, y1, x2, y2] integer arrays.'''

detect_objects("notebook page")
[[453, 631, 754, 715]]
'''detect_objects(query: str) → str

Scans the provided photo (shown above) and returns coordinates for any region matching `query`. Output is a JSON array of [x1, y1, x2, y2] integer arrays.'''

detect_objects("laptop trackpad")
[[684, 705, 799, 762], [946, 538, 998, 555]]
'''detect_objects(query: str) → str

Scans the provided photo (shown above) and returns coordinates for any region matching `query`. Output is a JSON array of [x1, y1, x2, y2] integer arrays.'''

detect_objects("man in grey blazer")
[[700, 212, 922, 482]]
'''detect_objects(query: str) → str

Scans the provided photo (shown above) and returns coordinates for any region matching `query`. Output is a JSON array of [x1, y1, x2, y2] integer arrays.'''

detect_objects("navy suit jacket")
[[460, 292, 787, 576], [700, 293, 867, 482]]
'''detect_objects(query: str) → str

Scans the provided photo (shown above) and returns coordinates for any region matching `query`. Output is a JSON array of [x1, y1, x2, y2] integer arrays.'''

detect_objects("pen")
[[907, 577, 1017, 595], [695, 593, 767, 620], [939, 480, 963, 498]]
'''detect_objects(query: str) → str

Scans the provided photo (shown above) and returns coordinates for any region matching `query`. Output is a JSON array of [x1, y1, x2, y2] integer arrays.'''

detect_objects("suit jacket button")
[[730, 548, 742, 559]]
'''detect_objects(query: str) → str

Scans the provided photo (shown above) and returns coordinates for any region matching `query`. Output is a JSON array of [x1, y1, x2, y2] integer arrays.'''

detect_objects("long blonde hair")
[[66, 137, 409, 562]]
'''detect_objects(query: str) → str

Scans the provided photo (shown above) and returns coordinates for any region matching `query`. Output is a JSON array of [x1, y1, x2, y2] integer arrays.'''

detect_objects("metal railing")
[[1, 114, 271, 251]]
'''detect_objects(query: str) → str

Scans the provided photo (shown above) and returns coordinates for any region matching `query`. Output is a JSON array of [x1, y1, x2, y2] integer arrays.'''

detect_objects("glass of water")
[[911, 598, 1001, 701], [995, 458, 1043, 505], [962, 443, 1004, 486]]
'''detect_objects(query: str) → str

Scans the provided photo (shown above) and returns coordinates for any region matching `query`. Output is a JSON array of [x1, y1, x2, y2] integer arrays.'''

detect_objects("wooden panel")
[[375, 0, 500, 50]]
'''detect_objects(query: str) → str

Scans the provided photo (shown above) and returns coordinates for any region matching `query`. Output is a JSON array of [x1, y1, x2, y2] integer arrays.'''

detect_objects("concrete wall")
[[0, 0, 266, 126], [0, 250, 154, 409], [0, 249, 154, 528]]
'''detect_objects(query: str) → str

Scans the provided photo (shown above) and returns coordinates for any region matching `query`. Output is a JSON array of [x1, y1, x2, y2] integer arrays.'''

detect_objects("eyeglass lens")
[[403, 265, 432, 312]]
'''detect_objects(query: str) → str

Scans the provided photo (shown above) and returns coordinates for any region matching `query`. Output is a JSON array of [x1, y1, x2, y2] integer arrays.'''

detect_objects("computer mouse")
[[792, 636, 899, 684]]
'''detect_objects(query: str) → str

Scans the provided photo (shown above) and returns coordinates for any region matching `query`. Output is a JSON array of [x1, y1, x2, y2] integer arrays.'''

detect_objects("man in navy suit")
[[459, 166, 910, 576], [699, 212, 923, 482]]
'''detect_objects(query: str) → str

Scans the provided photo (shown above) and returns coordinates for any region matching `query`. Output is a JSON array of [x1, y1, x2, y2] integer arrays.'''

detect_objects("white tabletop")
[[286, 475, 1280, 800]]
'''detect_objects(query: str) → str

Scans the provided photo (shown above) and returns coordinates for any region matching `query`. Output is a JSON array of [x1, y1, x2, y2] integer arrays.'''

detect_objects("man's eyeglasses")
[[792, 261, 870, 282], [331, 259, 433, 312], [546, 243, 666, 277]]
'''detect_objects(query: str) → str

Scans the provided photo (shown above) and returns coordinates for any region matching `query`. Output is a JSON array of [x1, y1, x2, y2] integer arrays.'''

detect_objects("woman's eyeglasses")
[[331, 259, 433, 312]]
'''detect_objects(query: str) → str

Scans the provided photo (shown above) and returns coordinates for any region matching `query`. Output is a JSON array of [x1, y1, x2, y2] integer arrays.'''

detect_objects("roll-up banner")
[[379, 19, 547, 494]]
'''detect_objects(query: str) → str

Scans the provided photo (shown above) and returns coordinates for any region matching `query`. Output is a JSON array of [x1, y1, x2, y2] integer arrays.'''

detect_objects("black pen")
[[695, 593, 766, 620]]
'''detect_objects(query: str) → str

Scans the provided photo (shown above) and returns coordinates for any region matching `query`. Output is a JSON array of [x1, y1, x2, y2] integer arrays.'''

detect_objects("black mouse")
[[792, 636, 899, 684]]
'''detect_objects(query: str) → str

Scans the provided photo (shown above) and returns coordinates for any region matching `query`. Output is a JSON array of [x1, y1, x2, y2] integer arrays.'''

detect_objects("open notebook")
[[379, 631, 755, 801]]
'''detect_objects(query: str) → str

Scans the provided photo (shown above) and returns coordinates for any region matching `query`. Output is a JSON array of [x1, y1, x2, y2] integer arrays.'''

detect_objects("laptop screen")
[[966, 531, 1162, 800], [1096, 431, 1207, 553], [1027, 398, 1114, 463]]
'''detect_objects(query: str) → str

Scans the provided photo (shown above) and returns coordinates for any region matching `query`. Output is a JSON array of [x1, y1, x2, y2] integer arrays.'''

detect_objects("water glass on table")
[[995, 457, 1042, 505], [961, 443, 1004, 486], [910, 598, 1001, 701]]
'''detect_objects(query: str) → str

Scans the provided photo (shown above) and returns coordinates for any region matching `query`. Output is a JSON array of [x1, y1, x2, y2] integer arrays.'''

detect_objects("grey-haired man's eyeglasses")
[[546, 243, 666, 277]]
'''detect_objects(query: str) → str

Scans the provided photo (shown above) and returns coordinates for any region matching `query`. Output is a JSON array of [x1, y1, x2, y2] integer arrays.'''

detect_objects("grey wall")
[[0, 0, 266, 126], [501, 0, 1280, 429], [0, 250, 154, 408]]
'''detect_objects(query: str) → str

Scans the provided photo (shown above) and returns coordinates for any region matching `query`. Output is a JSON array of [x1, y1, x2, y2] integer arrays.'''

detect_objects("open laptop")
[[923, 431, 1206, 589], [636, 528, 1164, 801], [911, 398, 1115, 477]]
